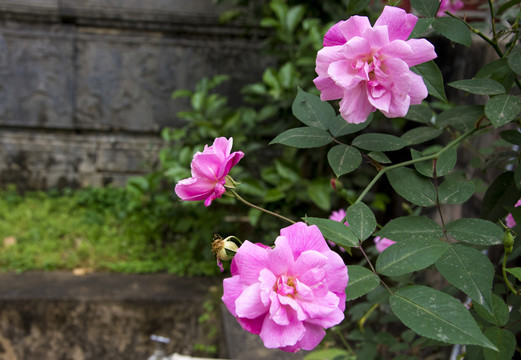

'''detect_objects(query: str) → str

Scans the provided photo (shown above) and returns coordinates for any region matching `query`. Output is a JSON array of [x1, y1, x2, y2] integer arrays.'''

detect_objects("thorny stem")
[[502, 252, 520, 295], [358, 241, 394, 295], [230, 190, 296, 224], [355, 128, 478, 204]]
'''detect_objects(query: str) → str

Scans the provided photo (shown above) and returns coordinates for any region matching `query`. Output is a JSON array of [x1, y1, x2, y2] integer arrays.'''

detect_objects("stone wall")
[[0, 0, 264, 190]]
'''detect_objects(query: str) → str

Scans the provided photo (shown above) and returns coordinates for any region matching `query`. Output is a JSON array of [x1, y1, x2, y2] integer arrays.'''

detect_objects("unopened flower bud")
[[503, 230, 515, 256], [212, 235, 240, 272], [330, 178, 343, 191]]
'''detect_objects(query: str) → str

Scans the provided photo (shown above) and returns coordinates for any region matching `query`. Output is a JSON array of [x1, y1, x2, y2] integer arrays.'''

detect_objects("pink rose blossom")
[[506, 199, 521, 228], [313, 6, 437, 124], [328, 209, 349, 251], [174, 137, 244, 207], [437, 0, 464, 17], [374, 236, 396, 253], [222, 222, 348, 352]]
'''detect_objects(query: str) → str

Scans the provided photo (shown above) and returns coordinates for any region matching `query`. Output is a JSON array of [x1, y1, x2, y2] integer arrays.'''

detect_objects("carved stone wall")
[[0, 0, 265, 189]]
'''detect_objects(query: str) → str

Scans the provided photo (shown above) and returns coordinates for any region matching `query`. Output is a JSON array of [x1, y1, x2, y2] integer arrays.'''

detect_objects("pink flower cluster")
[[506, 199, 521, 228], [314, 6, 437, 124], [438, 0, 464, 17], [174, 137, 243, 207], [222, 222, 348, 352]]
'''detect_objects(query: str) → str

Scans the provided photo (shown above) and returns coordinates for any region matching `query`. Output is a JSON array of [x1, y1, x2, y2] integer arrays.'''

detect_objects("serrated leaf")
[[409, 17, 434, 39], [303, 217, 358, 247], [483, 327, 516, 360], [506, 267, 521, 282], [402, 126, 442, 145], [376, 216, 443, 242], [500, 130, 521, 145], [387, 167, 437, 206], [436, 146, 458, 177], [405, 104, 434, 124], [352, 133, 407, 151], [368, 151, 391, 164], [482, 171, 521, 222], [412, 61, 447, 102], [437, 105, 484, 132], [411, 0, 439, 17], [292, 87, 334, 130], [507, 47, 521, 75], [270, 127, 333, 148], [435, 244, 493, 313], [474, 294, 510, 327], [345, 265, 380, 301], [390, 286, 497, 350], [345, 203, 376, 241], [438, 180, 475, 204], [376, 238, 449, 276], [485, 95, 521, 128], [411, 148, 434, 177], [449, 78, 506, 95], [433, 17, 472, 47], [329, 114, 372, 137], [445, 218, 503, 246], [327, 145, 362, 177]]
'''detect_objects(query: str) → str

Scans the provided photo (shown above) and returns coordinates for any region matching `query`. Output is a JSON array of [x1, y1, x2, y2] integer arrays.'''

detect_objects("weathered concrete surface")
[[0, 272, 224, 360], [0, 0, 265, 190]]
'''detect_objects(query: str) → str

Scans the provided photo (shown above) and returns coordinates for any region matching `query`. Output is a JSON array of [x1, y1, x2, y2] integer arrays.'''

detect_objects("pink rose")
[[506, 199, 521, 228], [374, 236, 396, 253], [174, 137, 244, 207], [328, 209, 349, 251], [222, 222, 348, 352], [313, 6, 437, 123], [437, 0, 464, 17]]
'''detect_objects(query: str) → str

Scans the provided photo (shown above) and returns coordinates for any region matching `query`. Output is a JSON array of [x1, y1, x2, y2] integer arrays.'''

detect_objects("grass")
[[0, 185, 217, 275]]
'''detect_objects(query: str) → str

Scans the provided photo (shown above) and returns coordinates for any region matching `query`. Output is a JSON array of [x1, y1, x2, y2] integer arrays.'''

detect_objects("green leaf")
[[270, 127, 333, 148], [411, 148, 434, 178], [507, 46, 521, 75], [345, 265, 380, 301], [474, 294, 510, 327], [346, 0, 371, 14], [292, 87, 335, 130], [327, 145, 362, 177], [445, 218, 503, 246], [505, 267, 521, 282], [368, 151, 391, 164], [345, 202, 376, 241], [329, 114, 372, 137], [352, 133, 407, 152], [449, 79, 506, 95], [304, 348, 350, 360], [482, 171, 521, 222], [476, 58, 516, 92], [303, 217, 358, 248], [307, 179, 331, 211], [411, 0, 439, 17], [437, 105, 484, 132], [483, 327, 516, 360], [436, 146, 458, 177], [409, 17, 434, 39], [387, 167, 437, 207], [435, 244, 494, 313], [405, 104, 434, 124], [402, 126, 443, 145], [485, 95, 521, 128], [433, 17, 472, 47], [376, 238, 449, 276], [285, 5, 306, 34], [438, 180, 475, 204], [376, 216, 443, 242], [390, 286, 497, 350], [412, 61, 447, 102], [500, 130, 521, 145]]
